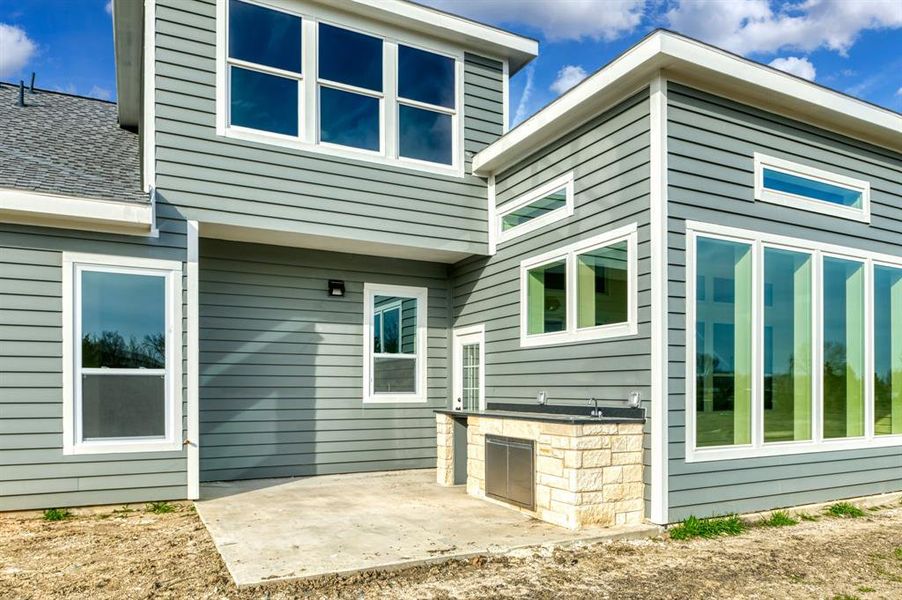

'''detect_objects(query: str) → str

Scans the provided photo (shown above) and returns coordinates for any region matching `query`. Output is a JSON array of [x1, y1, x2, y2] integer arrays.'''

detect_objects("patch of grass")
[[826, 502, 865, 518], [832, 595, 861, 600], [761, 510, 798, 528], [857, 587, 876, 593], [668, 515, 746, 540], [894, 547, 902, 561], [146, 501, 176, 514], [42, 508, 71, 521], [799, 512, 819, 522]]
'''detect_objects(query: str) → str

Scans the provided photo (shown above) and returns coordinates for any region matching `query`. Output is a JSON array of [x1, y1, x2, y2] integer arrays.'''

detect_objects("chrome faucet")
[[588, 397, 602, 417]]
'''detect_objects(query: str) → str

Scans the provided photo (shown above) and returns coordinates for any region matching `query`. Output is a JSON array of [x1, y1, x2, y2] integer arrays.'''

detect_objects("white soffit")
[[0, 189, 153, 235], [473, 30, 902, 175]]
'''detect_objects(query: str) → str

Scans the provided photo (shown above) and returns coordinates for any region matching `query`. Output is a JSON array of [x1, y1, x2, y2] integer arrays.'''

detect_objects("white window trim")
[[684, 220, 902, 463], [362, 283, 428, 404], [452, 324, 486, 412], [62, 252, 183, 455], [519, 222, 638, 348], [496, 172, 575, 245], [753, 153, 871, 223], [216, 0, 465, 177]]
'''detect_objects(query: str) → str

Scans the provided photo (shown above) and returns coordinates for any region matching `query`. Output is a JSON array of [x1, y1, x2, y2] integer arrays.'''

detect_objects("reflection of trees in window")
[[82, 331, 165, 369]]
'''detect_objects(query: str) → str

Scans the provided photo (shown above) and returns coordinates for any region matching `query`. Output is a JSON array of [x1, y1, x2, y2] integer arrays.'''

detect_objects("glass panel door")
[[453, 327, 485, 412]]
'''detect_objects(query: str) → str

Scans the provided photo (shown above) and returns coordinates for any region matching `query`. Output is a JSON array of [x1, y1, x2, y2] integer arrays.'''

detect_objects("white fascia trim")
[[336, 0, 538, 73], [753, 153, 871, 224], [362, 282, 429, 404], [496, 171, 575, 246], [62, 252, 183, 456], [186, 220, 200, 499], [142, 0, 156, 192], [519, 222, 639, 349], [473, 30, 902, 175], [0, 189, 153, 234], [648, 76, 669, 525]]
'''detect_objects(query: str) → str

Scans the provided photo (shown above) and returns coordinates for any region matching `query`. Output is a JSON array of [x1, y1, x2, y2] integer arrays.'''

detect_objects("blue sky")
[[0, 0, 899, 122]]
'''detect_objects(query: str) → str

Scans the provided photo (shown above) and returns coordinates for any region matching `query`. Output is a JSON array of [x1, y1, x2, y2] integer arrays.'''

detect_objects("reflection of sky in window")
[[399, 105, 451, 164], [763, 168, 862, 208], [229, 0, 301, 73], [82, 271, 164, 342], [318, 23, 382, 91], [320, 87, 380, 150], [398, 45, 454, 108], [230, 67, 298, 136]]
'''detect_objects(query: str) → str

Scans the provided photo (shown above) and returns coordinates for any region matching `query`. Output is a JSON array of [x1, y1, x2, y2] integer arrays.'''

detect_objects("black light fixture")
[[327, 280, 346, 297]]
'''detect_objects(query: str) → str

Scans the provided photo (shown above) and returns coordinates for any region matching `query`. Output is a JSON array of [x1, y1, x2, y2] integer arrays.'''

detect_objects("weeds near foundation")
[[827, 503, 865, 519], [799, 513, 819, 522], [831, 595, 861, 600], [893, 547, 902, 561], [668, 515, 746, 540], [42, 508, 71, 522], [761, 511, 798, 528], [146, 501, 176, 514], [857, 587, 876, 593]]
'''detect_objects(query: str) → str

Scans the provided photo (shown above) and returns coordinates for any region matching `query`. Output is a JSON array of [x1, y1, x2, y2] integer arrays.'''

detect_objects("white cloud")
[[422, 0, 646, 41], [768, 56, 816, 81], [0, 23, 36, 79], [89, 85, 112, 100], [665, 0, 902, 56], [550, 65, 588, 94], [513, 64, 536, 125], [897, 87, 902, 97]]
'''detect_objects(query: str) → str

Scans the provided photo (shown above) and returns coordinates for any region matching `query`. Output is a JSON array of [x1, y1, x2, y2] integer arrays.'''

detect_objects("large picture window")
[[687, 221, 902, 461], [220, 0, 461, 172], [363, 283, 428, 403], [63, 254, 182, 454], [520, 224, 637, 347]]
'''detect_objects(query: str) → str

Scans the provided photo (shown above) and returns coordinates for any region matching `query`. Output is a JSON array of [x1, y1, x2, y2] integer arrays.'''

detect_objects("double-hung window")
[[226, 0, 302, 137], [754, 153, 870, 223], [520, 224, 638, 347], [63, 254, 182, 454], [220, 0, 461, 173], [363, 283, 428, 403], [496, 172, 575, 245], [687, 221, 902, 461]]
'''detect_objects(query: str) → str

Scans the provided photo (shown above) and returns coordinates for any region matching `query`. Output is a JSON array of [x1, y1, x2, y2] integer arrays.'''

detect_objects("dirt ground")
[[1, 502, 901, 600]]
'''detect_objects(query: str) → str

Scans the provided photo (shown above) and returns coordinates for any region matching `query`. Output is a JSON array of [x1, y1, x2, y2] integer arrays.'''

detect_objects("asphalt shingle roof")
[[0, 83, 147, 204]]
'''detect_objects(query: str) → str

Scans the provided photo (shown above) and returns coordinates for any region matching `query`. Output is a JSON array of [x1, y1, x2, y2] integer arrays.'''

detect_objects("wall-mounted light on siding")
[[327, 280, 346, 297]]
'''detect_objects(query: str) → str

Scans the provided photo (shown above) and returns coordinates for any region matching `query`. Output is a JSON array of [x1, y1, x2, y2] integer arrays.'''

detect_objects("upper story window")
[[219, 0, 462, 175], [754, 153, 870, 223], [495, 172, 575, 246]]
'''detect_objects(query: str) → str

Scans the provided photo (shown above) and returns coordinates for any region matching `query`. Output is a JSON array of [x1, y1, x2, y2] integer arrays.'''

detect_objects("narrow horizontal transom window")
[[520, 224, 637, 347], [687, 221, 902, 462], [754, 153, 870, 223], [364, 284, 428, 403], [497, 173, 575, 245], [63, 254, 182, 455], [227, 0, 302, 137]]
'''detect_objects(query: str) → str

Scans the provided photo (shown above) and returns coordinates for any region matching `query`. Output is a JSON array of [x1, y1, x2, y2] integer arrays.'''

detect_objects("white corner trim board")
[[186, 221, 200, 499], [0, 189, 153, 234]]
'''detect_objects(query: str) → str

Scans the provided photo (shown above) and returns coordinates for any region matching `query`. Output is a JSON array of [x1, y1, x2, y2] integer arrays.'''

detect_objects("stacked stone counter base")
[[436, 412, 644, 530]]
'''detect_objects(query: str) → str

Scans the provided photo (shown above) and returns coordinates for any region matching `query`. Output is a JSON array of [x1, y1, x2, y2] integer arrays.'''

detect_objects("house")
[[1, 0, 899, 527]]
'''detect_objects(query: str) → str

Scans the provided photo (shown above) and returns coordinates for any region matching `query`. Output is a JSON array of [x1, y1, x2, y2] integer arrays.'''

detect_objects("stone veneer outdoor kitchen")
[[436, 410, 645, 530]]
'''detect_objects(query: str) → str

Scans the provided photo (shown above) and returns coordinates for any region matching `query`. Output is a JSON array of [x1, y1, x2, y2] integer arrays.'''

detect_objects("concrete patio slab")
[[195, 469, 660, 586]]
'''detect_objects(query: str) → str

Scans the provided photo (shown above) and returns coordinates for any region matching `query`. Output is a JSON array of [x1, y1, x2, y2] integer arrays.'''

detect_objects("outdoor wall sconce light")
[[327, 280, 345, 297]]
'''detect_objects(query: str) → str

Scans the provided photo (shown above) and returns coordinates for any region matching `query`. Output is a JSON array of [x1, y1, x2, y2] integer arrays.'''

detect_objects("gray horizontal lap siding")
[[153, 0, 503, 255], [451, 91, 654, 511], [665, 83, 902, 521], [0, 214, 188, 511], [198, 239, 450, 482]]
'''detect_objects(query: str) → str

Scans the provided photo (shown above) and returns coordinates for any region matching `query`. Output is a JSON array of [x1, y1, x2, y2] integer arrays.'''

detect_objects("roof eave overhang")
[[113, 0, 144, 129], [0, 189, 154, 236], [473, 32, 902, 176]]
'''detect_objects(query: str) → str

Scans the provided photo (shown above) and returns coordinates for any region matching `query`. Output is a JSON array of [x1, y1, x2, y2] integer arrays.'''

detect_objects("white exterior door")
[[452, 325, 485, 411]]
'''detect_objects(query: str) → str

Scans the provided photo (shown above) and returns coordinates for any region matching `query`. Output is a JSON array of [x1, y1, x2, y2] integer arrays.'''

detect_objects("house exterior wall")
[[0, 209, 189, 511], [450, 91, 654, 512], [197, 238, 451, 481], [153, 0, 504, 256], [665, 83, 902, 521]]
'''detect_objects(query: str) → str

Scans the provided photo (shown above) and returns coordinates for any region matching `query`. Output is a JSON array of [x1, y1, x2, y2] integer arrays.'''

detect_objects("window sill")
[[219, 127, 464, 178], [756, 190, 870, 223], [520, 322, 637, 348], [363, 395, 428, 404], [64, 439, 183, 456], [685, 434, 902, 463]]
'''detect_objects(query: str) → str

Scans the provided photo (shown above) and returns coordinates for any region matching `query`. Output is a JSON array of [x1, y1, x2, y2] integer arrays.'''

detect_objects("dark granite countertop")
[[435, 404, 645, 425]]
